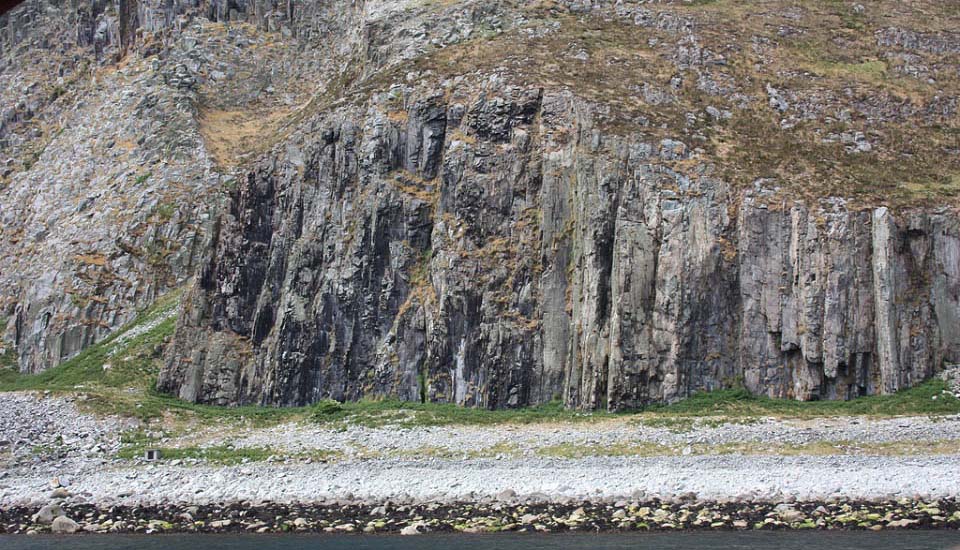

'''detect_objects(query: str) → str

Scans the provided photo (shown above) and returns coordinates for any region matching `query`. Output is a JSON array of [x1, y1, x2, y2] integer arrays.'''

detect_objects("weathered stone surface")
[[3, 0, 958, 410], [157, 84, 960, 409]]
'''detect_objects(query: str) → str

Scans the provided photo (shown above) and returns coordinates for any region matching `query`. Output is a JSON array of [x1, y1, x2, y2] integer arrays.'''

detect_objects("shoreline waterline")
[[3, 498, 959, 535], [2, 530, 960, 550]]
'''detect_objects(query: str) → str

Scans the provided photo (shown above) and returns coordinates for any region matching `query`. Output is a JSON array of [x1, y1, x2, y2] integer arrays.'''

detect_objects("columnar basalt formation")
[[157, 87, 960, 409], [3, 0, 959, 409]]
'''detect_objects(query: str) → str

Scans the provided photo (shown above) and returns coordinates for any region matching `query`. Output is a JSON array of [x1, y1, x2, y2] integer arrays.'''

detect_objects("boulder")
[[50, 516, 79, 534], [32, 504, 64, 524], [400, 522, 425, 535]]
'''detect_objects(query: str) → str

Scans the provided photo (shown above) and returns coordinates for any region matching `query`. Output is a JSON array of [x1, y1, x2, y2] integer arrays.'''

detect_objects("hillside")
[[1, 0, 959, 410]]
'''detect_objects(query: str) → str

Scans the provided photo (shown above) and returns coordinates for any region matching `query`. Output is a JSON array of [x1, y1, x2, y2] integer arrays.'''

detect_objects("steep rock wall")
[[157, 86, 960, 409], [0, 0, 369, 372]]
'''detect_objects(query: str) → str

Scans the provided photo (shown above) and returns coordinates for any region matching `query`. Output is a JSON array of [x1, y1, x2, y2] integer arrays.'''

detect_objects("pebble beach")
[[2, 392, 960, 534]]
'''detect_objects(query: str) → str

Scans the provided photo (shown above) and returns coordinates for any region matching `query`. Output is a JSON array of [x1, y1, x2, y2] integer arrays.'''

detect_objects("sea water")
[[1, 532, 959, 550]]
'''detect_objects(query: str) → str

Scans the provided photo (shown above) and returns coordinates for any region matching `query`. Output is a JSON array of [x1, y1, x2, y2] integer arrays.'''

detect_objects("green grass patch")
[[634, 415, 761, 432], [306, 397, 614, 428], [302, 381, 958, 426], [538, 442, 672, 458], [1, 292, 324, 423], [536, 438, 960, 458], [389, 441, 521, 460], [646, 380, 960, 417], [82, 386, 307, 424], [116, 443, 275, 465], [0, 291, 180, 392], [101, 371, 960, 426], [806, 60, 888, 82], [116, 430, 340, 463], [0, 347, 14, 368], [0, 348, 18, 385]]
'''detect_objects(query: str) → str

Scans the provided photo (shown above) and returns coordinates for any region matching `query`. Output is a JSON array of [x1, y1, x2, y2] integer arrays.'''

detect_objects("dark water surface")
[[2, 532, 960, 550]]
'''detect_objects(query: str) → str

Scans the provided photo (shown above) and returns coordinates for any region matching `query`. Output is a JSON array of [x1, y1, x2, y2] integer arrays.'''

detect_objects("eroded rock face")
[[0, 28, 218, 372], [0, 0, 347, 372], [5, 0, 959, 408], [157, 83, 960, 409]]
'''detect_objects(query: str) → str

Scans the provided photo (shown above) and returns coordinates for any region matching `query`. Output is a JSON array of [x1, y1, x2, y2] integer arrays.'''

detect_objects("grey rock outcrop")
[[0, 0, 349, 372], [155, 0, 960, 410], [157, 83, 960, 409], [1, 0, 493, 374], [0, 0, 227, 372]]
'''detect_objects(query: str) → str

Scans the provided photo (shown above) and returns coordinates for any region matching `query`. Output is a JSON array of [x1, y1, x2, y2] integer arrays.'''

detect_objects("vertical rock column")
[[872, 207, 902, 393]]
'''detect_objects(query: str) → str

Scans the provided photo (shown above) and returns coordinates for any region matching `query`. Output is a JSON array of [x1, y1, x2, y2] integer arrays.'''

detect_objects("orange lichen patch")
[[448, 128, 478, 145], [111, 138, 137, 151], [385, 169, 439, 203], [387, 110, 409, 124], [74, 254, 108, 266], [198, 108, 294, 167]]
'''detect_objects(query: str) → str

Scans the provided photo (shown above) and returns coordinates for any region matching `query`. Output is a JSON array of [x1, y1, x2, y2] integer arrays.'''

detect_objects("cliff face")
[[0, 0, 341, 371], [0, 0, 219, 372], [156, 85, 960, 409], [4, 0, 959, 409]]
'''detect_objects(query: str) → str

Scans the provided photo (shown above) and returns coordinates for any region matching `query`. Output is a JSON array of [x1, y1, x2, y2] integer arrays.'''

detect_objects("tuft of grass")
[[308, 399, 347, 422], [155, 202, 177, 221]]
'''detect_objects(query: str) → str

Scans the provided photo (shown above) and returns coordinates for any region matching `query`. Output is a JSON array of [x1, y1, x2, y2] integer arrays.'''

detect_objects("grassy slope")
[[406, 0, 960, 208], [1, 293, 958, 428]]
